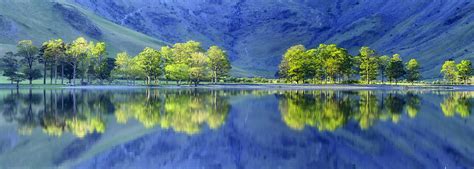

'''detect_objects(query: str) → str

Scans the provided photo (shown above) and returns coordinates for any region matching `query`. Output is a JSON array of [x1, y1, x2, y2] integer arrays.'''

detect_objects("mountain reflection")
[[0, 89, 231, 137], [0, 89, 472, 138], [278, 90, 472, 131]]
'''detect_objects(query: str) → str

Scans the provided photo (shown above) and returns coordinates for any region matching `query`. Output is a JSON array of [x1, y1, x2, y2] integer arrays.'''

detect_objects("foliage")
[[456, 60, 472, 84], [165, 63, 189, 84], [114, 52, 132, 80], [172, 40, 204, 64], [95, 57, 116, 81], [42, 39, 66, 84], [17, 40, 41, 84], [136, 47, 162, 85], [1, 52, 26, 86], [189, 52, 210, 86], [358, 46, 379, 84], [378, 55, 390, 82], [441, 60, 457, 84], [386, 54, 406, 83], [315, 44, 353, 81], [279, 45, 316, 83], [65, 37, 89, 85], [406, 59, 421, 83], [207, 46, 231, 83]]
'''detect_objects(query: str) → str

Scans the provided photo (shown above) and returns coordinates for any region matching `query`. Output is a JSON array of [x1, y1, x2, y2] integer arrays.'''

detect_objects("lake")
[[0, 88, 473, 169]]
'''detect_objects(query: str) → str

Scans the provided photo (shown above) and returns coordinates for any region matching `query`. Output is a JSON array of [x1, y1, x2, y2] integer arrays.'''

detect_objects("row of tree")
[[1, 38, 231, 86], [114, 40, 231, 86], [1, 38, 115, 86], [278, 44, 472, 84], [441, 60, 473, 84]]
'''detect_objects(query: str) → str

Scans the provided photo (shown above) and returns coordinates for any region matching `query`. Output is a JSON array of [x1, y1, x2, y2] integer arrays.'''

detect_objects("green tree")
[[65, 37, 89, 85], [358, 46, 379, 84], [172, 40, 204, 64], [42, 39, 66, 84], [386, 54, 405, 84], [378, 55, 390, 83], [130, 56, 146, 84], [17, 40, 41, 84], [90, 42, 107, 82], [207, 46, 231, 83], [316, 44, 352, 82], [189, 52, 209, 86], [1, 52, 25, 87], [136, 47, 162, 85], [441, 60, 457, 84], [406, 59, 421, 84], [280, 45, 315, 83], [160, 46, 174, 64], [95, 57, 116, 82], [278, 58, 289, 79], [114, 52, 132, 82], [456, 60, 472, 84], [77, 41, 96, 84], [165, 63, 189, 85]]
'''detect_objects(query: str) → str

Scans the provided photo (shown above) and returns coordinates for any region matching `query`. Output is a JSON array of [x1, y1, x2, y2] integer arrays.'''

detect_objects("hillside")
[[72, 0, 474, 78], [0, 0, 167, 58]]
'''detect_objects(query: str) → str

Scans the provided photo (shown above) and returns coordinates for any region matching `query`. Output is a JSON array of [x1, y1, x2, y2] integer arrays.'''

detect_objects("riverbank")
[[1, 83, 473, 91]]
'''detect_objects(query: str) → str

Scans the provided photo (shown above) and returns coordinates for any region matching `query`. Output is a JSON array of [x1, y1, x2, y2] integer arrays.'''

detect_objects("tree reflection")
[[356, 91, 379, 129], [0, 89, 109, 138], [279, 91, 357, 131], [0, 89, 471, 137], [278, 90, 429, 131], [440, 92, 472, 118], [113, 89, 230, 135], [0, 89, 230, 137], [406, 92, 421, 118]]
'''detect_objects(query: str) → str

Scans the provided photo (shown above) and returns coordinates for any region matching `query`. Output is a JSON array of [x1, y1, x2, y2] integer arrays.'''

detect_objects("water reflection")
[[113, 90, 230, 135], [0, 89, 473, 138], [0, 89, 231, 137], [278, 90, 472, 131], [440, 92, 472, 118]]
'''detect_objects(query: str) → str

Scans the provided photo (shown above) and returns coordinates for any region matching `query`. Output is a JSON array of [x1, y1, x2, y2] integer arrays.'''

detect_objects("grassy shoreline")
[[1, 83, 473, 91]]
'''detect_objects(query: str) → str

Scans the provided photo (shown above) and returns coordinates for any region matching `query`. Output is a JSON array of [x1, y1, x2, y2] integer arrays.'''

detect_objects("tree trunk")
[[381, 72, 384, 84], [81, 72, 84, 85], [50, 64, 54, 84], [61, 64, 64, 85], [44, 62, 47, 85], [214, 71, 217, 84], [54, 65, 58, 84], [72, 63, 77, 86]]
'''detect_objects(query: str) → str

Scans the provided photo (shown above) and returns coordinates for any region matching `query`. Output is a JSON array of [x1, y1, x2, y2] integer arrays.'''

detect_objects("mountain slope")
[[72, 0, 474, 78], [0, 0, 167, 58]]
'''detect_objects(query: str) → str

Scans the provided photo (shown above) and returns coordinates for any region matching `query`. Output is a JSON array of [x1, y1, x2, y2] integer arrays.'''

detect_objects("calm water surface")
[[0, 88, 473, 169]]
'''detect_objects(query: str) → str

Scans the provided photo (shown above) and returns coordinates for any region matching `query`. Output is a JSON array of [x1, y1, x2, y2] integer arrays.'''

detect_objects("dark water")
[[0, 88, 473, 169]]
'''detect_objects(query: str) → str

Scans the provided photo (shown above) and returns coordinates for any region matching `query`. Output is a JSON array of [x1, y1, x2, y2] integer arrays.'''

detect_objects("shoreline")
[[0, 84, 473, 91]]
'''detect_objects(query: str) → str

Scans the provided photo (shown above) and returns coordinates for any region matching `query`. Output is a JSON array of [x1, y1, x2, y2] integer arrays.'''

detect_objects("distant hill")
[[72, 0, 474, 78], [1, 0, 473, 78], [0, 0, 167, 58]]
